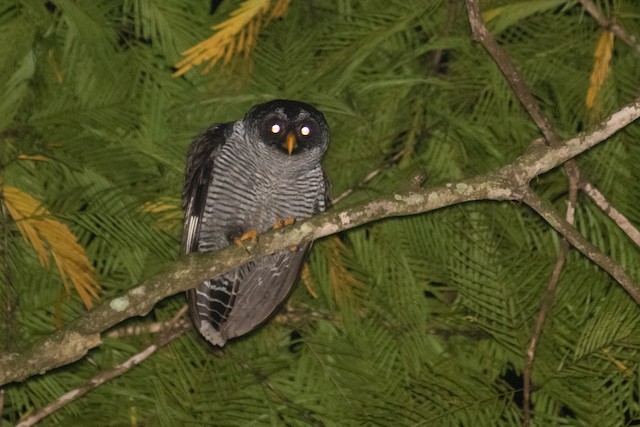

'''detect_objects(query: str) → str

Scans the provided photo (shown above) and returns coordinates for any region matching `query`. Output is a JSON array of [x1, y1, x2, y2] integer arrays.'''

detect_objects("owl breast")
[[197, 139, 325, 252]]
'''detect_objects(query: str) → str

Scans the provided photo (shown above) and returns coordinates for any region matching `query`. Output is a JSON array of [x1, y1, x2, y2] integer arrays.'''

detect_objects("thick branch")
[[506, 99, 640, 178], [15, 321, 191, 427], [0, 98, 639, 386], [465, 3, 640, 423]]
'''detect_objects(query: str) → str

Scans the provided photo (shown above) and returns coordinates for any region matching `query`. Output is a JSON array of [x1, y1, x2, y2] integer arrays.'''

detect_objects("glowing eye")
[[300, 126, 311, 136], [271, 124, 281, 134]]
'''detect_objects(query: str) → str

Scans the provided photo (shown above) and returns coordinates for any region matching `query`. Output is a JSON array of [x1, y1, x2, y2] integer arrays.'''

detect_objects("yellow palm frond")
[[139, 198, 182, 231], [585, 30, 614, 111], [173, 0, 291, 77], [269, 0, 291, 19], [2, 185, 100, 309], [300, 262, 318, 299], [327, 237, 363, 304], [17, 154, 49, 161]]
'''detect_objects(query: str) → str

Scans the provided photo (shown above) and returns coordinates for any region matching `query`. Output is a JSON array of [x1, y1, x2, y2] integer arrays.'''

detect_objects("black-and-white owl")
[[181, 100, 330, 346]]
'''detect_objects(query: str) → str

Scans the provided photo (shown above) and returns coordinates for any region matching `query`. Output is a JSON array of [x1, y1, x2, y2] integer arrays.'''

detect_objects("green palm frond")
[[2, 0, 640, 425]]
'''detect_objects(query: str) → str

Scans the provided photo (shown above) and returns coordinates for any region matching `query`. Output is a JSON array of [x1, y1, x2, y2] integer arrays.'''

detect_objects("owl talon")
[[273, 217, 296, 230], [234, 230, 258, 247]]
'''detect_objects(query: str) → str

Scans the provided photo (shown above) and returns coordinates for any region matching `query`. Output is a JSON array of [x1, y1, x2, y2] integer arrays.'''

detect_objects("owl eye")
[[300, 126, 311, 136], [270, 123, 281, 134]]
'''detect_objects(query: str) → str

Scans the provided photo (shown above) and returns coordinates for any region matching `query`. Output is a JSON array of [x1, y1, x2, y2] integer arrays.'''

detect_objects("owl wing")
[[182, 123, 239, 346], [218, 171, 331, 341], [215, 172, 330, 342], [218, 244, 311, 340], [181, 123, 231, 254]]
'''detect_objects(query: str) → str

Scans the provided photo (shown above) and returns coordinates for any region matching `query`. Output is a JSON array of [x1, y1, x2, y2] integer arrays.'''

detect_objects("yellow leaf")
[[300, 262, 318, 299], [139, 198, 182, 230], [269, 0, 291, 19], [173, 0, 290, 77], [2, 185, 100, 309], [585, 30, 614, 110], [326, 237, 363, 304], [17, 154, 49, 162], [48, 49, 63, 84], [139, 198, 179, 214], [602, 348, 633, 377]]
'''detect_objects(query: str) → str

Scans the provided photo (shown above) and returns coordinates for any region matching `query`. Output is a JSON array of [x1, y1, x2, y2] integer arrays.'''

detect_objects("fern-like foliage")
[[1, 0, 640, 425]]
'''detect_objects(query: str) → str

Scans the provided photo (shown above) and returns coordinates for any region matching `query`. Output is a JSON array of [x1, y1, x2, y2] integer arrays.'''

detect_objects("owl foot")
[[234, 230, 258, 247], [273, 217, 296, 229]]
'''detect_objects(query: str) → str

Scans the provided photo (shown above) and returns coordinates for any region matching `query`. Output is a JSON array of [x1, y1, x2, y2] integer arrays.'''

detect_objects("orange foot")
[[234, 230, 257, 247], [273, 217, 296, 229]]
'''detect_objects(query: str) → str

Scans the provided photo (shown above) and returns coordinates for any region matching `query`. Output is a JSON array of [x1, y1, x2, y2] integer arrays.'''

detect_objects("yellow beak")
[[284, 132, 297, 155]]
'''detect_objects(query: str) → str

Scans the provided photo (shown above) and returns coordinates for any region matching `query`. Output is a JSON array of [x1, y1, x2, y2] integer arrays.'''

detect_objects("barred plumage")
[[182, 100, 330, 346]]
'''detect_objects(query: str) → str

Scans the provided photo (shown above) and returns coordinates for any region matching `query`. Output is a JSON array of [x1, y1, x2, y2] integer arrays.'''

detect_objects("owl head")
[[244, 100, 330, 160]]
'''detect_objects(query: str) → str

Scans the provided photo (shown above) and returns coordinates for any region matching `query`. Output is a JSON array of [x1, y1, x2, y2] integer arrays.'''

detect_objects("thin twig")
[[580, 181, 640, 247], [15, 316, 191, 427], [332, 147, 407, 205], [577, 0, 640, 247], [579, 0, 640, 55], [523, 239, 568, 420], [274, 304, 333, 325], [430, 0, 463, 76], [169, 304, 189, 323], [521, 187, 640, 304], [464, 0, 558, 145], [0, 197, 14, 352], [0, 389, 5, 420], [228, 350, 326, 426], [106, 318, 190, 338], [576, 0, 640, 251], [107, 305, 189, 338], [523, 175, 578, 425]]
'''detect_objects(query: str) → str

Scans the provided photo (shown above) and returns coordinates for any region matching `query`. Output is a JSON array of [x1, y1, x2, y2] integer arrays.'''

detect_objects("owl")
[[182, 100, 330, 346]]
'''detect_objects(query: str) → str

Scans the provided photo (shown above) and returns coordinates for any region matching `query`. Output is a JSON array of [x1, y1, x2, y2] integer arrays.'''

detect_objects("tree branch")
[[464, 3, 640, 421], [579, 181, 640, 247], [579, 0, 640, 55], [464, 0, 558, 144], [575, 0, 640, 247], [0, 97, 639, 386], [463, 2, 581, 423], [106, 306, 189, 338], [15, 318, 191, 427], [520, 187, 640, 302]]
